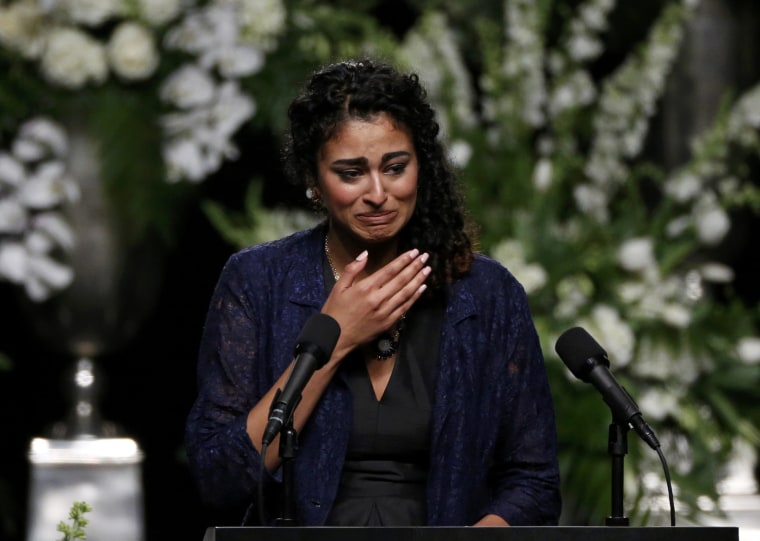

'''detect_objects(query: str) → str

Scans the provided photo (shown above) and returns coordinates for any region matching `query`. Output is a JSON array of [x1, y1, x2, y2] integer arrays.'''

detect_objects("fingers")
[[355, 249, 430, 320], [320, 248, 431, 360], [383, 252, 430, 319], [336, 250, 368, 286]]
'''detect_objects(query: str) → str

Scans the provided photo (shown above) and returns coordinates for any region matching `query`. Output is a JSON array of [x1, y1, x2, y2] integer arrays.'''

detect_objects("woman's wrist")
[[472, 514, 509, 527]]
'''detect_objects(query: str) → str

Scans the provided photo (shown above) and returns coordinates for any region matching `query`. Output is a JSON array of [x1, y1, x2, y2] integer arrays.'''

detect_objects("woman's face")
[[316, 113, 418, 245]]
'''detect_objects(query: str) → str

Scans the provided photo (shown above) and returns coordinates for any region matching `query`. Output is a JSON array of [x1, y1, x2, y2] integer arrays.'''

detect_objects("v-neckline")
[[364, 354, 398, 402]]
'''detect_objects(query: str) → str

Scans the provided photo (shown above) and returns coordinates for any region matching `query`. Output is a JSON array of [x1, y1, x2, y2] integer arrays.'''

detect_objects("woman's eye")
[[337, 169, 362, 179], [386, 163, 407, 175]]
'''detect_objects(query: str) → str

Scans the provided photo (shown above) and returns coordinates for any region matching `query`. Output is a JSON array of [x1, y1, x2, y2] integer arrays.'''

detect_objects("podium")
[[202, 526, 739, 541]]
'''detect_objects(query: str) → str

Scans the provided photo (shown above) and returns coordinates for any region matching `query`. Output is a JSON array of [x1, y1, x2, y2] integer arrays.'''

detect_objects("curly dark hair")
[[282, 57, 477, 290]]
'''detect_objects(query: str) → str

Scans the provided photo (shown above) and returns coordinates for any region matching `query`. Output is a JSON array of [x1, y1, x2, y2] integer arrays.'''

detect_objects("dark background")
[[0, 197, 233, 541]]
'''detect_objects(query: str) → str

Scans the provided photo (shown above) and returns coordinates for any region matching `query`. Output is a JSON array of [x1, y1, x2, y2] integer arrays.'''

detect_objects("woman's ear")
[[305, 181, 321, 205]]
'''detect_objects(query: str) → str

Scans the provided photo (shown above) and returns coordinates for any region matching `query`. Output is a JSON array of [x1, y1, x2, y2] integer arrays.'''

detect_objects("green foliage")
[[56, 501, 91, 541], [398, 0, 760, 524], [0, 351, 11, 371], [241, 3, 402, 135], [202, 181, 320, 248]]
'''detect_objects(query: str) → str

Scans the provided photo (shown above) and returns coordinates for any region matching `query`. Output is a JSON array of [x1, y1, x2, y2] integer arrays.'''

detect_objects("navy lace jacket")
[[185, 224, 561, 526]]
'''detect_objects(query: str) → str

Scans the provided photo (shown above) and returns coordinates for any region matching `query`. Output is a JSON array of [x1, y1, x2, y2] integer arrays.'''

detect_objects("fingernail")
[[420, 252, 429, 263], [422, 266, 431, 276], [418, 284, 427, 294], [356, 250, 368, 261], [408, 248, 420, 258]]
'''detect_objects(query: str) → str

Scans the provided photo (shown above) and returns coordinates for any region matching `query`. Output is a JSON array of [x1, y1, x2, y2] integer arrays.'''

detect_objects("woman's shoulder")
[[470, 252, 517, 280], [457, 252, 527, 298]]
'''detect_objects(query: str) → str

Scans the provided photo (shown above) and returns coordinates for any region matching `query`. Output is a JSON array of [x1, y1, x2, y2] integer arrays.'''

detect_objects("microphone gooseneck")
[[555, 326, 660, 450], [261, 313, 341, 447]]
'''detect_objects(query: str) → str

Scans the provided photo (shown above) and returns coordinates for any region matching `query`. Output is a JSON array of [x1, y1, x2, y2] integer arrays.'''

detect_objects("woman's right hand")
[[321, 248, 430, 362]]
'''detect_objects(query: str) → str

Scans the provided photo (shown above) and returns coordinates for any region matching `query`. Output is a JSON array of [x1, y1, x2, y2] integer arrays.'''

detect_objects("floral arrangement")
[[2, 0, 759, 529], [0, 0, 285, 300], [395, 0, 760, 524]]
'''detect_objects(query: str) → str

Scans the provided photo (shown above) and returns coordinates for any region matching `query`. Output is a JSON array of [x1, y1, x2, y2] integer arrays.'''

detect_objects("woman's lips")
[[356, 210, 398, 225]]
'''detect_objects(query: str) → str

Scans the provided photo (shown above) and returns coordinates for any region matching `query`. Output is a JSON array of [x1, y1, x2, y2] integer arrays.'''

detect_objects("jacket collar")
[[286, 223, 329, 310]]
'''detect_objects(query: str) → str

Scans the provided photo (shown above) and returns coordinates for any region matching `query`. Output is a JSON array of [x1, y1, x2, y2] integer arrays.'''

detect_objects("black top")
[[322, 256, 443, 525]]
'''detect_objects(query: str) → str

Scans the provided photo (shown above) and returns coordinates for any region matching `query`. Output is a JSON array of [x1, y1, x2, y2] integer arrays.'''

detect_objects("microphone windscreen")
[[555, 326, 608, 381], [294, 313, 341, 365]]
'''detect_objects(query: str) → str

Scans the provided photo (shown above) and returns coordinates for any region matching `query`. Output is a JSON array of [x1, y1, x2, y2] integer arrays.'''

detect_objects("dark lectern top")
[[203, 525, 739, 541]]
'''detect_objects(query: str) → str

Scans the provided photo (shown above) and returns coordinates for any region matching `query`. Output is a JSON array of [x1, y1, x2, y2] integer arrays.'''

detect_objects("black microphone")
[[555, 326, 660, 450], [261, 313, 341, 447]]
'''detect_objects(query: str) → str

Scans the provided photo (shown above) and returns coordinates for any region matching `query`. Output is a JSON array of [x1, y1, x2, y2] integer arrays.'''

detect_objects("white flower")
[[583, 304, 635, 366], [0, 1, 47, 58], [555, 274, 593, 319], [0, 229, 74, 300], [214, 43, 265, 78], [573, 183, 609, 222], [698, 262, 734, 283], [18, 162, 70, 208], [161, 79, 254, 182], [60, 0, 122, 27], [207, 81, 256, 141], [136, 0, 182, 27], [517, 264, 548, 294], [567, 34, 602, 61], [0, 241, 27, 283], [0, 198, 28, 233], [24, 249, 74, 301], [40, 26, 108, 89], [617, 279, 646, 303], [638, 386, 681, 421], [490, 238, 548, 294], [694, 200, 730, 245], [164, 3, 265, 78], [736, 337, 760, 364], [162, 138, 206, 183], [579, 1, 613, 31], [617, 237, 655, 273], [13, 117, 68, 160], [33, 212, 75, 250], [665, 214, 691, 238], [163, 7, 219, 55], [107, 22, 159, 81], [448, 140, 472, 168], [224, 0, 287, 51], [532, 158, 553, 191], [160, 64, 216, 109], [660, 303, 691, 328], [664, 171, 702, 202], [631, 338, 701, 383], [399, 11, 476, 134], [0, 153, 25, 186]]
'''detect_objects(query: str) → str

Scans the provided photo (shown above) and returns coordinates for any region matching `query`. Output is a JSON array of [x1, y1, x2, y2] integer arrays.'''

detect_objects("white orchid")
[[0, 117, 78, 300], [0, 0, 286, 299], [107, 22, 160, 81]]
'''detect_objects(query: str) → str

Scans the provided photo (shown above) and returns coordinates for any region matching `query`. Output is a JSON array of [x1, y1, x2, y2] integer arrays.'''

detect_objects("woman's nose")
[[364, 174, 388, 205]]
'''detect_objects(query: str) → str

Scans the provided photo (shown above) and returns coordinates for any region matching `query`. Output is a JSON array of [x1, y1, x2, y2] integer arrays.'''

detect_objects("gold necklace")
[[324, 235, 405, 360], [324, 234, 340, 280]]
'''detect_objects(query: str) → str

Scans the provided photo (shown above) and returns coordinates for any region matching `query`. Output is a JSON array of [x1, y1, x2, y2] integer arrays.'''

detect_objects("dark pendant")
[[376, 335, 397, 359]]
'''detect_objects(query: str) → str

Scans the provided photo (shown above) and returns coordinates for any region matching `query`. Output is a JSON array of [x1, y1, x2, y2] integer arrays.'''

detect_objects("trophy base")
[[26, 437, 144, 541]]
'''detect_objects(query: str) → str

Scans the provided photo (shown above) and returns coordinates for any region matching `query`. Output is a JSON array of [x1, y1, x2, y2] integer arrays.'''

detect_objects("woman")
[[185, 58, 561, 527]]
